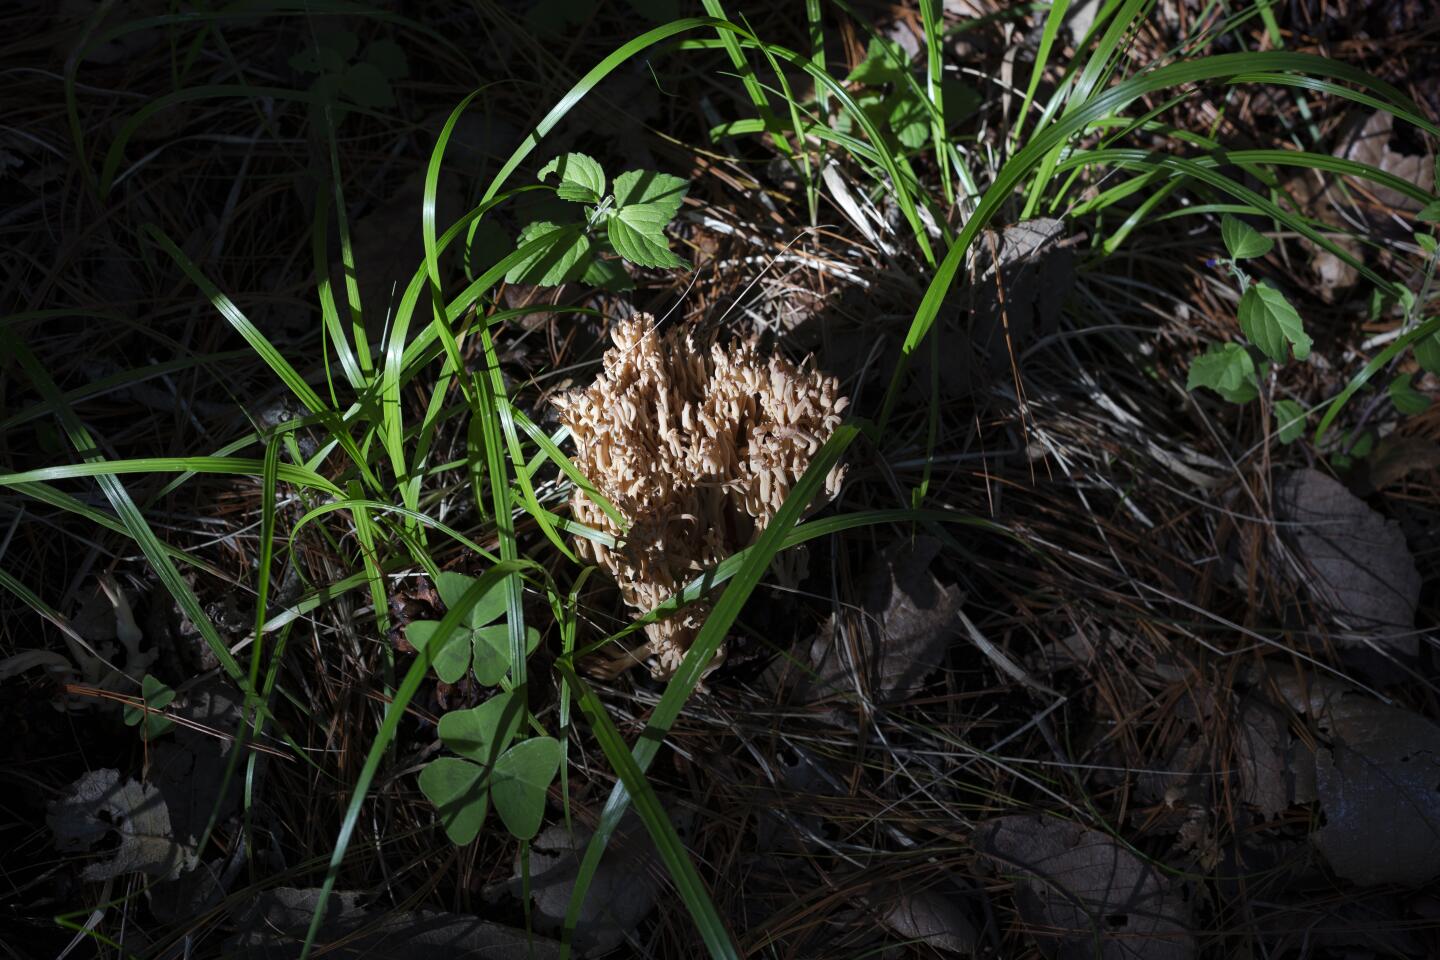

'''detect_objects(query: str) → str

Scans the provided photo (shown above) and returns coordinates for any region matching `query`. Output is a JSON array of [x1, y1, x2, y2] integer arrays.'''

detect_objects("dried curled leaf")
[[975, 814, 1195, 960], [48, 768, 192, 881]]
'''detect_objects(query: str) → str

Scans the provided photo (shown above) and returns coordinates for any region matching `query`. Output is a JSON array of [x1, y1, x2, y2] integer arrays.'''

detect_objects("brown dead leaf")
[[48, 769, 192, 881], [975, 814, 1194, 960], [772, 536, 959, 703], [1273, 469, 1421, 656], [1334, 112, 1434, 213]]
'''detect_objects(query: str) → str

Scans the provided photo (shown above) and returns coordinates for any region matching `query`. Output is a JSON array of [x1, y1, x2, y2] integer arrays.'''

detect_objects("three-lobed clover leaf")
[[122, 674, 175, 740], [1239, 281, 1310, 363], [417, 690, 561, 845], [1221, 214, 1274, 260], [405, 571, 539, 684], [1187, 341, 1259, 403]]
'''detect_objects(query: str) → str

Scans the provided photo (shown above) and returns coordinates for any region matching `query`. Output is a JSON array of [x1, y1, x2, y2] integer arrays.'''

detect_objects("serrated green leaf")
[[1221, 214, 1274, 260], [417, 757, 487, 845], [607, 204, 686, 269], [1418, 200, 1440, 223], [434, 571, 507, 628], [581, 254, 633, 291], [437, 690, 524, 765], [1414, 329, 1440, 375], [472, 624, 542, 685], [1240, 282, 1310, 362], [1187, 342, 1258, 403], [506, 221, 591, 286], [405, 620, 470, 683], [490, 737, 561, 840], [845, 36, 909, 85], [611, 169, 688, 220], [1388, 373, 1431, 415], [1273, 399, 1307, 444], [538, 153, 606, 205]]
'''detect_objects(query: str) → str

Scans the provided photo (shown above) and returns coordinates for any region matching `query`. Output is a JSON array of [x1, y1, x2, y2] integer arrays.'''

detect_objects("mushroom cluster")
[[553, 315, 848, 679]]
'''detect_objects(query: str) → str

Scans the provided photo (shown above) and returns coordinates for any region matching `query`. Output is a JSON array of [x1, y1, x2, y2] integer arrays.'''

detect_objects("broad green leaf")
[[405, 620, 470, 683], [471, 624, 541, 686], [612, 169, 688, 219], [539, 152, 606, 205], [365, 39, 408, 80], [490, 736, 561, 840], [942, 77, 981, 127], [1417, 233, 1437, 255], [505, 221, 591, 286], [437, 690, 524, 765], [1187, 342, 1258, 403], [1388, 373, 1431, 415], [845, 36, 909, 85], [417, 757, 487, 845], [607, 204, 686, 269], [887, 93, 929, 149], [434, 571, 507, 628], [1274, 399, 1306, 444], [1240, 282, 1310, 362], [1415, 329, 1440, 375], [1418, 200, 1440, 223], [1221, 214, 1274, 260], [340, 62, 394, 108], [582, 254, 633, 291]]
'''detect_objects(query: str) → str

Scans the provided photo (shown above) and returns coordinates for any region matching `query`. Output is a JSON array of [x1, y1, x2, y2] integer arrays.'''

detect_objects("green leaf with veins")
[[612, 169, 688, 220], [490, 736, 562, 840], [505, 221, 591, 286], [582, 255, 633, 291], [1221, 214, 1274, 260], [417, 758, 487, 844], [1187, 342, 1259, 403], [1388, 373, 1431, 415], [539, 152, 606, 205], [1273, 399, 1307, 444], [607, 204, 687, 269], [845, 36, 910, 85], [1414, 330, 1440, 375], [1240, 282, 1310, 362]]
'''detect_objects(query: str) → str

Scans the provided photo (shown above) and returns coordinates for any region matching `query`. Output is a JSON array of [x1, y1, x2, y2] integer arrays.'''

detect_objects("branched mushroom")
[[554, 314, 848, 679]]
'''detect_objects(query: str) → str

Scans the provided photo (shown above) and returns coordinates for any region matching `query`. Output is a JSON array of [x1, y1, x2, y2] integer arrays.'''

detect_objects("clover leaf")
[[122, 674, 175, 740], [405, 571, 536, 684]]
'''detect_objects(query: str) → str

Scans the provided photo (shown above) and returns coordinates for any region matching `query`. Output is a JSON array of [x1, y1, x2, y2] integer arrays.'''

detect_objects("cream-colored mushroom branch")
[[553, 314, 849, 679]]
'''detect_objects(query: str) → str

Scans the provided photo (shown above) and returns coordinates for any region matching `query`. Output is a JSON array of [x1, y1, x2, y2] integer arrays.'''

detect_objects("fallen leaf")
[[520, 812, 662, 956], [772, 536, 960, 703], [225, 887, 560, 960], [1265, 670, 1440, 887], [974, 814, 1195, 960], [1273, 469, 1421, 655], [1334, 111, 1435, 213], [867, 880, 978, 954], [48, 769, 192, 881], [1234, 695, 1316, 820]]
